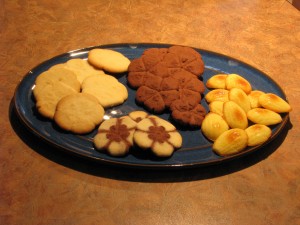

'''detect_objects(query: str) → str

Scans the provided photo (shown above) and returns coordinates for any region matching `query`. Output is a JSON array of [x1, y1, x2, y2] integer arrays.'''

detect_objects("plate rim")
[[12, 43, 290, 169]]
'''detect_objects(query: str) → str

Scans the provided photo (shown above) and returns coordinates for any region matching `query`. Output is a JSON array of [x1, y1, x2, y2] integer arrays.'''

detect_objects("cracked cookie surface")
[[127, 46, 206, 127]]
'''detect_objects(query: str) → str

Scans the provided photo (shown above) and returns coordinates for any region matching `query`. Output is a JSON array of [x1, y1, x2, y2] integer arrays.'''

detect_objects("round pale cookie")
[[133, 116, 182, 157], [88, 49, 131, 73], [64, 59, 105, 84], [34, 82, 78, 120], [81, 74, 128, 108], [94, 116, 137, 156], [33, 68, 80, 119], [35, 67, 81, 92], [49, 59, 105, 84], [54, 93, 104, 134]]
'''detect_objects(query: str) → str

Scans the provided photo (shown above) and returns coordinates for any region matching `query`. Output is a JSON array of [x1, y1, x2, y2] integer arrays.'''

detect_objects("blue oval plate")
[[13, 43, 289, 169]]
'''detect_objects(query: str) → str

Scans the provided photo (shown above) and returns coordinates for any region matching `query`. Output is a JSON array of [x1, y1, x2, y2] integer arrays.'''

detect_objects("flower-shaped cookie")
[[94, 116, 137, 156], [133, 116, 182, 157], [128, 110, 149, 122], [127, 45, 206, 127], [171, 102, 207, 127]]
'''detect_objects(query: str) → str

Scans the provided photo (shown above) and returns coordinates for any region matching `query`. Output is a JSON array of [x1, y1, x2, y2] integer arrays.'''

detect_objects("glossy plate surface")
[[13, 43, 289, 168]]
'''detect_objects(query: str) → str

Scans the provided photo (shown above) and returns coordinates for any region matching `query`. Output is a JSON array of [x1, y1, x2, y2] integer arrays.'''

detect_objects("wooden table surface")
[[1, 0, 300, 224]]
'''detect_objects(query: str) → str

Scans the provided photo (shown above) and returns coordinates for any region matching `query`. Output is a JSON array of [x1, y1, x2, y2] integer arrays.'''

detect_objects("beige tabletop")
[[1, 0, 300, 224]]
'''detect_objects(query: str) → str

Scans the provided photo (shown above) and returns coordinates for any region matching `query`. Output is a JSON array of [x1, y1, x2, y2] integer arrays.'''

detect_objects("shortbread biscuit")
[[34, 83, 78, 120], [33, 68, 80, 119], [81, 74, 128, 108], [133, 116, 182, 157], [54, 93, 104, 134], [65, 58, 105, 83], [94, 116, 137, 156], [88, 49, 131, 73], [35, 67, 81, 92], [50, 59, 105, 84]]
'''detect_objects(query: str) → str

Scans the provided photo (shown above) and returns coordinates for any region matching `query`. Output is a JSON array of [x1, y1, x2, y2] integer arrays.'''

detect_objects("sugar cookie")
[[33, 68, 80, 119], [35, 67, 80, 92], [54, 93, 104, 134], [50, 58, 105, 84], [88, 49, 131, 73], [81, 74, 128, 108], [65, 58, 105, 83]]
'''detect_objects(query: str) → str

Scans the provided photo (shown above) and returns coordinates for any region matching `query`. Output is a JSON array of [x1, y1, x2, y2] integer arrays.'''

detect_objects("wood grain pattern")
[[1, 0, 300, 224]]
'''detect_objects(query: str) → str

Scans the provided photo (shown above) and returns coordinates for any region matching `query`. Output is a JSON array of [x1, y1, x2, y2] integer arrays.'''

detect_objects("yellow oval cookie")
[[205, 89, 229, 103], [258, 93, 292, 113], [201, 112, 229, 141], [225, 74, 252, 94], [206, 74, 227, 89], [248, 90, 265, 109], [247, 108, 282, 125], [209, 101, 224, 116], [213, 128, 248, 156], [245, 124, 272, 146], [223, 101, 248, 129], [228, 88, 251, 113]]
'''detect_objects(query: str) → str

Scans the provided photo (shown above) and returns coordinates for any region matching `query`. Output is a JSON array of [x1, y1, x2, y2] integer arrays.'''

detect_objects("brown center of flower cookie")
[[107, 124, 130, 142], [94, 116, 137, 157], [132, 116, 183, 157], [148, 126, 170, 143]]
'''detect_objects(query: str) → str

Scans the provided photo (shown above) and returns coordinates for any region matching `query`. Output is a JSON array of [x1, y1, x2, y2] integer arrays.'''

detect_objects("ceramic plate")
[[13, 43, 289, 168]]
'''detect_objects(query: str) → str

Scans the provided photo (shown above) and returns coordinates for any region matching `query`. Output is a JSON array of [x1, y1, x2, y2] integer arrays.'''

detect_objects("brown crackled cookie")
[[171, 101, 207, 127], [127, 45, 206, 126], [165, 45, 205, 76]]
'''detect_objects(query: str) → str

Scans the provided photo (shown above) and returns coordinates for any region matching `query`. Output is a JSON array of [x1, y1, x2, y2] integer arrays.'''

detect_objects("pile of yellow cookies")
[[201, 74, 292, 156], [33, 49, 130, 134]]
